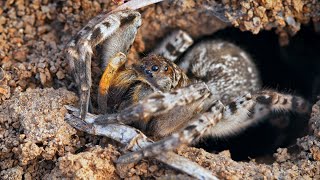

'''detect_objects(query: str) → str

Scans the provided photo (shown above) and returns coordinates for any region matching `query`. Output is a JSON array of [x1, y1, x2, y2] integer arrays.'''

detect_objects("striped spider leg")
[[65, 10, 141, 119], [116, 90, 310, 164]]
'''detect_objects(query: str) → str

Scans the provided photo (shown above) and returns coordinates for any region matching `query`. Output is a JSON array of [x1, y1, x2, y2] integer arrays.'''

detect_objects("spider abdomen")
[[181, 40, 261, 104]]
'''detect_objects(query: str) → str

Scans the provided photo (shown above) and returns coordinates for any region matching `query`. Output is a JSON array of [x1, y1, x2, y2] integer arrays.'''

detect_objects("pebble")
[[56, 70, 65, 80], [39, 72, 47, 85], [37, 62, 46, 69], [13, 50, 27, 62]]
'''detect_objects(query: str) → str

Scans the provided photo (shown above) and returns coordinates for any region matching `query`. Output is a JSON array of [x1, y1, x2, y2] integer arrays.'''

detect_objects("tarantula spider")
[[65, 9, 310, 163]]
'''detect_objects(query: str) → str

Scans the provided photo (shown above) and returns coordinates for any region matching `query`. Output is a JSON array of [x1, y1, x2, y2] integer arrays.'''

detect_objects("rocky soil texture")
[[0, 0, 319, 179]]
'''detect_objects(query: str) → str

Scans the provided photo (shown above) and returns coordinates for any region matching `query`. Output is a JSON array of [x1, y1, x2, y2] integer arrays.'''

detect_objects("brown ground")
[[0, 0, 320, 179]]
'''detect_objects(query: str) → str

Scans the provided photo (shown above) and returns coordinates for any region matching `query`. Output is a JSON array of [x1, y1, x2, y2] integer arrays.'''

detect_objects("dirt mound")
[[0, 0, 319, 179]]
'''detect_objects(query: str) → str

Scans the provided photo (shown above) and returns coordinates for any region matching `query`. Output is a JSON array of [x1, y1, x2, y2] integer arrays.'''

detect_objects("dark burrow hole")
[[194, 25, 320, 162]]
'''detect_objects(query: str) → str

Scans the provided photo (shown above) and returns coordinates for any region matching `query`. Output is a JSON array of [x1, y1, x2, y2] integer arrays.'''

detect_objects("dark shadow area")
[[195, 24, 320, 161]]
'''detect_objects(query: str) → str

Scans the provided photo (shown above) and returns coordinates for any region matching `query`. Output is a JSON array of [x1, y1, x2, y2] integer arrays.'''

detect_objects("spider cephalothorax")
[[132, 54, 189, 92], [97, 53, 189, 114], [65, 7, 310, 167]]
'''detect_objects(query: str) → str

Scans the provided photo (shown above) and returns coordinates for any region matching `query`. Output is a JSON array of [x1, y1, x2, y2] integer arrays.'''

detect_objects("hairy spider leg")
[[116, 90, 310, 163], [65, 10, 141, 119], [94, 82, 211, 126]]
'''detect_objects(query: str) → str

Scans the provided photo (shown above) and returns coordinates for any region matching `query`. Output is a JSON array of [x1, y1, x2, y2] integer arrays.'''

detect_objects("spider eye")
[[151, 65, 159, 71], [145, 70, 152, 74], [164, 66, 168, 71]]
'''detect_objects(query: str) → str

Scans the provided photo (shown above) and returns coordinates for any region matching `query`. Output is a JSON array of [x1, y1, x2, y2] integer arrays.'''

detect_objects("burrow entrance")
[[195, 25, 320, 161]]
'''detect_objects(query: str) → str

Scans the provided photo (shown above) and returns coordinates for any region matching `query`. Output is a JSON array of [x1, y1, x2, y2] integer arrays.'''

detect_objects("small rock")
[[0, 16, 6, 25], [24, 24, 33, 35], [13, 50, 27, 62], [253, 17, 261, 26], [49, 66, 57, 73], [22, 14, 35, 25], [274, 148, 291, 163], [37, 25, 51, 35], [148, 165, 158, 173], [39, 72, 47, 85], [0, 85, 10, 99], [37, 62, 46, 69], [56, 70, 65, 80]]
